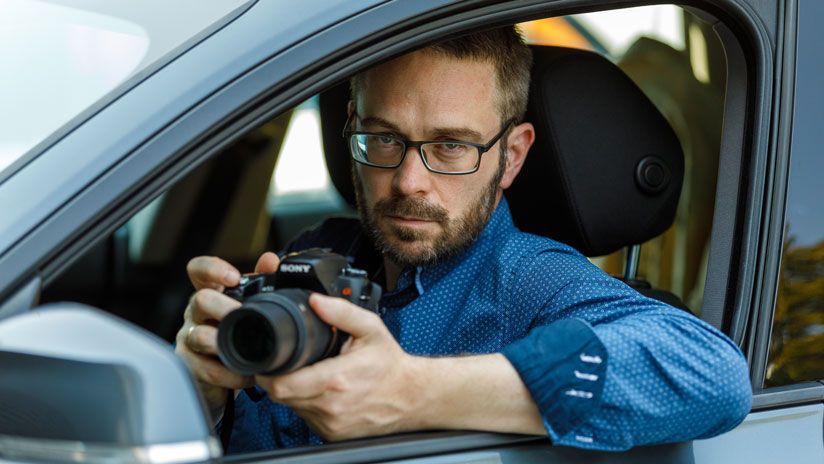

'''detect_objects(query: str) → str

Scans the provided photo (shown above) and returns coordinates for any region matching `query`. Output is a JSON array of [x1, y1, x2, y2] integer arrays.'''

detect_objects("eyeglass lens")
[[351, 134, 478, 173]]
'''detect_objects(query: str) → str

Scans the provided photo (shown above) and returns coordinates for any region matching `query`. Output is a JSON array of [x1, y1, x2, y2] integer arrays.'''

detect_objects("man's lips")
[[386, 215, 437, 226]]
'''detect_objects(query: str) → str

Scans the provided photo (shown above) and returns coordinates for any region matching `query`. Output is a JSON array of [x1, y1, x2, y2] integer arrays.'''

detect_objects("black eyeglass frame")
[[342, 113, 516, 175]]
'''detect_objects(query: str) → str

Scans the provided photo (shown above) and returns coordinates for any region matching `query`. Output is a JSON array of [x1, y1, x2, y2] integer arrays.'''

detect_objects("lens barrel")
[[217, 289, 340, 376]]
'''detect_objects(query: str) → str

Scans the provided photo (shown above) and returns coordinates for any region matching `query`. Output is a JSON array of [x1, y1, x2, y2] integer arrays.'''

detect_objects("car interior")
[[41, 5, 726, 349]]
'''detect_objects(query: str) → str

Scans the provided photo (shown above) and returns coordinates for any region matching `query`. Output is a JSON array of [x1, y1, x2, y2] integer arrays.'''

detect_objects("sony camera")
[[216, 248, 382, 376]]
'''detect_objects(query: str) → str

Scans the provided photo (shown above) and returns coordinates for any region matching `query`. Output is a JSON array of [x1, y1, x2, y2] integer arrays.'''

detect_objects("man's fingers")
[[175, 325, 253, 390], [187, 256, 241, 290], [258, 359, 344, 401], [309, 293, 380, 339], [190, 288, 241, 324], [187, 352, 254, 390], [255, 252, 280, 274], [186, 324, 219, 356]]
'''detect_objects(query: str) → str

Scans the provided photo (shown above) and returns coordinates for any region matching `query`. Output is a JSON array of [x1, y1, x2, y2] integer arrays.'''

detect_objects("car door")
[[690, 0, 824, 462], [1, 0, 820, 463], [682, 1, 824, 462]]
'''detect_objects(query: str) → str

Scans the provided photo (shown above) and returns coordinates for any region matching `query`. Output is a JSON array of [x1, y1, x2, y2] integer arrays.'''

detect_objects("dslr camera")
[[217, 248, 382, 376]]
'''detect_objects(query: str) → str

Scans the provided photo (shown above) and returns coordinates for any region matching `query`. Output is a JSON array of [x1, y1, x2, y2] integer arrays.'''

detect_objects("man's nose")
[[391, 145, 432, 195]]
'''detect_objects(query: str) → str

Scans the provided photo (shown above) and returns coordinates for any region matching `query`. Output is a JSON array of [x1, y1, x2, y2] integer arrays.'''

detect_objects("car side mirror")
[[0, 304, 220, 463]]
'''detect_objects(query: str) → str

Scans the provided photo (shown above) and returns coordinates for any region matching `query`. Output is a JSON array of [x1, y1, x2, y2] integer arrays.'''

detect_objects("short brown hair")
[[350, 26, 533, 123]]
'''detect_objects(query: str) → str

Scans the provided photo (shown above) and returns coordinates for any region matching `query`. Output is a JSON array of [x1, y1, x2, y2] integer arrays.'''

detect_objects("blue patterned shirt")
[[225, 198, 751, 452]]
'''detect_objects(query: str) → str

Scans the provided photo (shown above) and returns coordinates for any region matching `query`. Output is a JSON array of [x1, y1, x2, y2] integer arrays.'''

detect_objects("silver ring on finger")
[[187, 325, 199, 352]]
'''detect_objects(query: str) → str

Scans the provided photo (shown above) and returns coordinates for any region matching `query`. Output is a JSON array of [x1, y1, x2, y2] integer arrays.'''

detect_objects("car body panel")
[[693, 404, 824, 463]]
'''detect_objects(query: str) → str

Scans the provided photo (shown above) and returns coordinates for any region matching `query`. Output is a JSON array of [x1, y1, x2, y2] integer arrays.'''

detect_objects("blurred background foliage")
[[766, 236, 824, 387]]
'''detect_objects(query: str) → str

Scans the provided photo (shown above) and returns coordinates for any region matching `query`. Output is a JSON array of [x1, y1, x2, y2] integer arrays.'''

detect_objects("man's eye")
[[377, 136, 396, 144], [435, 143, 468, 153]]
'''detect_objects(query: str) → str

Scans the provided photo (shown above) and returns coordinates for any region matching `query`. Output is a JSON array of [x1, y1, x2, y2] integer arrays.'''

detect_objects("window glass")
[[0, 0, 248, 174], [765, 162, 824, 387], [765, 20, 824, 385]]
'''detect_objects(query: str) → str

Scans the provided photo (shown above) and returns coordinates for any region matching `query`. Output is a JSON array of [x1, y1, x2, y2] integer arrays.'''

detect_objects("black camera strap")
[[218, 390, 235, 450]]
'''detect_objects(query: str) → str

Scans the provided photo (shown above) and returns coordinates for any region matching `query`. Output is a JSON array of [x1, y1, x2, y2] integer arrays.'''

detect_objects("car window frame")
[[749, 0, 824, 400]]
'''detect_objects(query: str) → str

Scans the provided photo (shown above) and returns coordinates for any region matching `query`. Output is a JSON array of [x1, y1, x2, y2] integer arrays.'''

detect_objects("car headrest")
[[319, 45, 683, 257], [506, 46, 683, 256], [319, 84, 356, 207]]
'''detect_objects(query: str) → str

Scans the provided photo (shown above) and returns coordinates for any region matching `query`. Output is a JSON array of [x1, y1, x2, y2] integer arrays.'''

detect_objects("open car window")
[[28, 1, 778, 462], [268, 4, 725, 315]]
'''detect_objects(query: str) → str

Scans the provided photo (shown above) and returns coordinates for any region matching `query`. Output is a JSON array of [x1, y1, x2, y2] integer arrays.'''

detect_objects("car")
[[0, 0, 822, 463]]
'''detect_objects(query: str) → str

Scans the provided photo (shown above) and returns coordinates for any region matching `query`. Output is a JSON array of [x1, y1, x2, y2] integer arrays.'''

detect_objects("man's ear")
[[347, 100, 355, 118], [499, 121, 535, 190]]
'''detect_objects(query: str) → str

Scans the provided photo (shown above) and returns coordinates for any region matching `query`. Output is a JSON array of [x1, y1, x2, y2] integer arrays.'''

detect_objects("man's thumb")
[[255, 252, 280, 274], [309, 293, 377, 339]]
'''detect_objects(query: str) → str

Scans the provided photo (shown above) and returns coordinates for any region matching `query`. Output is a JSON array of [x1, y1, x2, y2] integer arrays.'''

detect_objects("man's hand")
[[175, 252, 280, 417], [255, 293, 425, 441]]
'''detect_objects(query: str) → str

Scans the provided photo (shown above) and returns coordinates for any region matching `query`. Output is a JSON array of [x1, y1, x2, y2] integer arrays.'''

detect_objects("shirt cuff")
[[501, 318, 607, 441]]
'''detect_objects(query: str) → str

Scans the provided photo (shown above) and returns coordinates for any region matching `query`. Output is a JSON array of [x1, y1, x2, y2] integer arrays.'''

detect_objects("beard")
[[353, 151, 506, 268]]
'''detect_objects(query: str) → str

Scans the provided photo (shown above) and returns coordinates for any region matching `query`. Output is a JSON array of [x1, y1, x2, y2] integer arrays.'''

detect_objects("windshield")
[[0, 0, 249, 175]]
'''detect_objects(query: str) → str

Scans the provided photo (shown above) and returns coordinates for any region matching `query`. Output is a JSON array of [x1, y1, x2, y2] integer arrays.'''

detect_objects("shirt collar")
[[413, 196, 516, 293]]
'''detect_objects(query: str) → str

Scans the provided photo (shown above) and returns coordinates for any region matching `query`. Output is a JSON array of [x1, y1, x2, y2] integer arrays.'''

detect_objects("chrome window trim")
[[0, 435, 221, 464]]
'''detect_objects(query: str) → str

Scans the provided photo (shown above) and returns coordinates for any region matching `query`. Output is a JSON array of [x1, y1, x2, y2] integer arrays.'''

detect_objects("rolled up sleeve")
[[502, 251, 752, 450]]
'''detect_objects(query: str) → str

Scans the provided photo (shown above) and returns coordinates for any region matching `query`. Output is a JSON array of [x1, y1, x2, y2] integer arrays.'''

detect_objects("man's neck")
[[383, 257, 403, 292], [378, 193, 506, 292]]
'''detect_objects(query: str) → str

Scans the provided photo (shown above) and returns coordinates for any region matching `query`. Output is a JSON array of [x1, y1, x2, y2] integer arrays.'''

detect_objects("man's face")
[[352, 50, 507, 268]]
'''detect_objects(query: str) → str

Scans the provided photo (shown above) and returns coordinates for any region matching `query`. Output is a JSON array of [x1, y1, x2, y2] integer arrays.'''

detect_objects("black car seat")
[[318, 45, 689, 311], [506, 45, 688, 311]]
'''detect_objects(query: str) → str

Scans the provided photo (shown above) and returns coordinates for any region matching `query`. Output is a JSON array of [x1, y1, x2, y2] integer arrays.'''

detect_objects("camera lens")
[[231, 312, 275, 364], [217, 289, 341, 376], [218, 294, 297, 375]]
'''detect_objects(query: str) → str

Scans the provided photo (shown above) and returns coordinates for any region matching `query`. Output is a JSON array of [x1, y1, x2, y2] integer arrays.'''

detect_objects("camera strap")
[[218, 390, 235, 450]]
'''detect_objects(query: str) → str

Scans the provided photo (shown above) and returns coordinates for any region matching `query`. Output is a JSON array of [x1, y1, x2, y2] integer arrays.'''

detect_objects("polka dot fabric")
[[225, 198, 751, 453]]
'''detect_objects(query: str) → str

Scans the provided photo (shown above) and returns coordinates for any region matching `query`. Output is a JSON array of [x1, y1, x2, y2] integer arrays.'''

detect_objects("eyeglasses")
[[343, 114, 514, 175]]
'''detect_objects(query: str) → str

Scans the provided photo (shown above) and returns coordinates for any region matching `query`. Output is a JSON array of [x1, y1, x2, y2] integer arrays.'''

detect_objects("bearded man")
[[175, 26, 752, 453]]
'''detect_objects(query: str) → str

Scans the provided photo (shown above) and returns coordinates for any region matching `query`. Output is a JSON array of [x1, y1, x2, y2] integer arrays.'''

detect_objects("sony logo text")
[[280, 263, 312, 273]]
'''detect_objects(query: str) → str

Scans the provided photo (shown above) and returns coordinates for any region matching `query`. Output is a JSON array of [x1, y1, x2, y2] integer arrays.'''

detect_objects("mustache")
[[373, 196, 448, 224]]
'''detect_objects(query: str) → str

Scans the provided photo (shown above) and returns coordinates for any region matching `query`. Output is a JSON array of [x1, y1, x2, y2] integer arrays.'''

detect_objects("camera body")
[[217, 249, 381, 376]]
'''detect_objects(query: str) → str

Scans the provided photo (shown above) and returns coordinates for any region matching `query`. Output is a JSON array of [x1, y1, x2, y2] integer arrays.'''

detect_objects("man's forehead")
[[360, 49, 495, 91], [355, 49, 500, 132]]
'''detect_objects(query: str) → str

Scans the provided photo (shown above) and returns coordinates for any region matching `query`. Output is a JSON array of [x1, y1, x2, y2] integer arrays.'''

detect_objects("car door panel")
[[693, 404, 824, 463]]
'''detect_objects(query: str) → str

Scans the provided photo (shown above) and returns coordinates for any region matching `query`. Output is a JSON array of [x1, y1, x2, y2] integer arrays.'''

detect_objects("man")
[[175, 27, 751, 452]]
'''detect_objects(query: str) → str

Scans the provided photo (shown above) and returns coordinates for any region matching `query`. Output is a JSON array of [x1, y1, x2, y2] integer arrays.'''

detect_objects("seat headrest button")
[[635, 156, 670, 195]]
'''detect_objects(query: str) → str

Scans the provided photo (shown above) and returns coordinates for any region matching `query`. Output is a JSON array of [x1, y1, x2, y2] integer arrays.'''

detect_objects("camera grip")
[[334, 273, 382, 314]]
